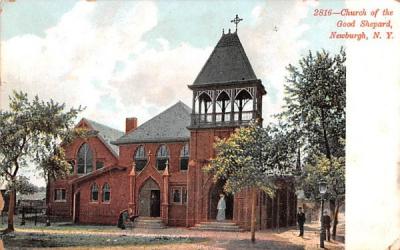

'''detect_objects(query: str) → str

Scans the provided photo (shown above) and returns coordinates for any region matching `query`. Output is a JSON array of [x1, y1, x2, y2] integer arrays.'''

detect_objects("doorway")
[[209, 180, 234, 220], [74, 192, 80, 223], [150, 190, 160, 217], [138, 178, 161, 217]]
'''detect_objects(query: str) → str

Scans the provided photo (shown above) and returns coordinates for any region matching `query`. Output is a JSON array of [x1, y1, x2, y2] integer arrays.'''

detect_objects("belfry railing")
[[191, 111, 255, 127]]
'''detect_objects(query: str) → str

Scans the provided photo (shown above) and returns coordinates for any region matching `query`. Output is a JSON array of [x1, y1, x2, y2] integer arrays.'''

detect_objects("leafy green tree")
[[8, 176, 38, 195], [205, 122, 297, 242], [278, 48, 346, 239], [0, 91, 82, 232], [300, 154, 345, 239], [280, 48, 346, 160]]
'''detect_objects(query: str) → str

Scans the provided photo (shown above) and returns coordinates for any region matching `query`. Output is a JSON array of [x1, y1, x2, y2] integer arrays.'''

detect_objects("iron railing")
[[191, 111, 255, 126]]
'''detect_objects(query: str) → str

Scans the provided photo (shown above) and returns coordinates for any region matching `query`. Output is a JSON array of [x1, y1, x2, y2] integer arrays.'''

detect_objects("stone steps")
[[191, 221, 244, 232], [131, 217, 166, 229]]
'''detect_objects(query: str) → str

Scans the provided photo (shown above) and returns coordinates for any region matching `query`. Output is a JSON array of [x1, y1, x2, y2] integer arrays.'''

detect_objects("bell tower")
[[186, 21, 266, 227], [188, 30, 266, 128]]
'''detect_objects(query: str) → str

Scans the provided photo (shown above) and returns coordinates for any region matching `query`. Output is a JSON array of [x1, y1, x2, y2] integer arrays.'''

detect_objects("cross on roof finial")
[[231, 14, 243, 32]]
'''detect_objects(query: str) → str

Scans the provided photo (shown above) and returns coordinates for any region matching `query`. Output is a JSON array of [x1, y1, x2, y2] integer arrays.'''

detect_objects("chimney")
[[125, 117, 138, 134]]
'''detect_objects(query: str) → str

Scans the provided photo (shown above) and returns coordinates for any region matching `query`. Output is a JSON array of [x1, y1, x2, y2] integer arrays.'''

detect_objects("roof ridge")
[[125, 101, 189, 136], [81, 118, 124, 157], [113, 101, 191, 144], [84, 118, 124, 134], [235, 35, 257, 80]]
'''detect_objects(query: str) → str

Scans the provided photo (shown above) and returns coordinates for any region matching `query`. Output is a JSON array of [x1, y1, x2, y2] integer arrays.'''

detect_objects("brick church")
[[48, 27, 297, 230]]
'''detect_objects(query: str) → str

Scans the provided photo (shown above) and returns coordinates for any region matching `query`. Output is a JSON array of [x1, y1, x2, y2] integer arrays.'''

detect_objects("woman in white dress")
[[216, 194, 226, 221]]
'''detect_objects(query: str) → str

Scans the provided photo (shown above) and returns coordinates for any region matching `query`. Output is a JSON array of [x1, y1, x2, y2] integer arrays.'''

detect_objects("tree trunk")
[[46, 171, 50, 206], [320, 108, 332, 161], [251, 188, 257, 243], [332, 200, 341, 239], [329, 199, 335, 220], [6, 189, 15, 232]]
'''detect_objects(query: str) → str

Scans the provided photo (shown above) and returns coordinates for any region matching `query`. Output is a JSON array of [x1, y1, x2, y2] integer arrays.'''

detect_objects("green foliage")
[[278, 48, 346, 161], [300, 153, 345, 201], [276, 48, 346, 203], [205, 122, 297, 197], [0, 91, 83, 181], [7, 176, 38, 195]]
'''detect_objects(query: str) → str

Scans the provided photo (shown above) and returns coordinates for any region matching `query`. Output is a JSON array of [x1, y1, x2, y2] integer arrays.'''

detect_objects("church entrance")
[[209, 180, 234, 221], [150, 190, 160, 217], [138, 178, 160, 217], [74, 192, 80, 223]]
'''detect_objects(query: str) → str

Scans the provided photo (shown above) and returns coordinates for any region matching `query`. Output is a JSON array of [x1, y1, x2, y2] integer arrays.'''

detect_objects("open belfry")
[[48, 18, 297, 230]]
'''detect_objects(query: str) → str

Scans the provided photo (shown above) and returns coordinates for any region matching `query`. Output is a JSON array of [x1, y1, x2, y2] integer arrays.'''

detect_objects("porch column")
[[162, 161, 170, 224], [252, 87, 257, 119], [129, 163, 136, 214], [212, 90, 216, 123], [230, 90, 235, 122], [72, 191, 76, 223]]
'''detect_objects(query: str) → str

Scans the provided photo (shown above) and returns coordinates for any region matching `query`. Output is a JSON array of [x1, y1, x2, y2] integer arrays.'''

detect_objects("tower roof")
[[113, 101, 191, 144], [193, 32, 257, 85]]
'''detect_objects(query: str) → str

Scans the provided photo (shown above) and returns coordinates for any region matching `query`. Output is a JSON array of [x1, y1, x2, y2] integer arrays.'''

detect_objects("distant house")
[[0, 181, 6, 213], [17, 191, 46, 214]]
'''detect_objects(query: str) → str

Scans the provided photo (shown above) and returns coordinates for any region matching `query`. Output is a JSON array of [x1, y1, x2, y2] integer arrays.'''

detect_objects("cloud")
[[1, 0, 316, 186], [1, 0, 212, 131], [239, 1, 317, 122], [1, 1, 158, 129]]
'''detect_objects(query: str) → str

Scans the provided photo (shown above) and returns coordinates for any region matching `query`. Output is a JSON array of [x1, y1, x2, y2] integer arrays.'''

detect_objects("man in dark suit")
[[323, 210, 332, 241], [297, 207, 306, 237]]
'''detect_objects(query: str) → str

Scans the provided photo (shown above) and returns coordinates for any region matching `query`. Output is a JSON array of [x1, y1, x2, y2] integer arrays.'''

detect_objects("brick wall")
[[75, 168, 129, 225], [49, 127, 119, 220], [119, 141, 189, 225]]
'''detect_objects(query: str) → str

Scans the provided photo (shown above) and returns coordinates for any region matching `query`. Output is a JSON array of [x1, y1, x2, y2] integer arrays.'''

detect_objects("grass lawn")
[[1, 232, 205, 249], [0, 217, 344, 249]]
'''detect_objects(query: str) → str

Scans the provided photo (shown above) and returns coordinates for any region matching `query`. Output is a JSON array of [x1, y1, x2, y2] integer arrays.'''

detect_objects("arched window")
[[195, 92, 212, 114], [91, 183, 99, 201], [180, 143, 189, 171], [156, 145, 169, 171], [195, 92, 212, 123], [77, 143, 93, 174], [235, 90, 253, 121], [216, 91, 231, 122], [102, 183, 110, 202], [134, 145, 147, 172]]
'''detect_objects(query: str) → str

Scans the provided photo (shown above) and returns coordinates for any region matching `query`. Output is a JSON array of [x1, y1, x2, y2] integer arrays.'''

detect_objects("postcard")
[[0, 0, 399, 249]]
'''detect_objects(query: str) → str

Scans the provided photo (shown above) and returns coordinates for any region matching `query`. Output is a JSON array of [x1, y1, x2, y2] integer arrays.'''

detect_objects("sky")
[[1, 0, 344, 129], [0, 0, 344, 185], [2, 1, 400, 247]]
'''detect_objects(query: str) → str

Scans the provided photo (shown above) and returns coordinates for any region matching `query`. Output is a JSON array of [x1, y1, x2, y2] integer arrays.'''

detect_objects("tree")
[[278, 48, 346, 239], [8, 176, 38, 195], [0, 91, 82, 232], [300, 154, 345, 239], [205, 122, 296, 242], [280, 48, 345, 160]]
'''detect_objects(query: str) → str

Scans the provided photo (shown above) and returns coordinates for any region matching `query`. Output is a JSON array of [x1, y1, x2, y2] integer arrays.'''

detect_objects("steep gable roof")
[[81, 118, 124, 156], [193, 32, 257, 85], [114, 101, 191, 144]]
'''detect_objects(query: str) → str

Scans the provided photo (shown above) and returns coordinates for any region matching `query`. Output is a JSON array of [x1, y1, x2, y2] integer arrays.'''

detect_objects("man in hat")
[[297, 207, 306, 237], [323, 210, 331, 241]]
